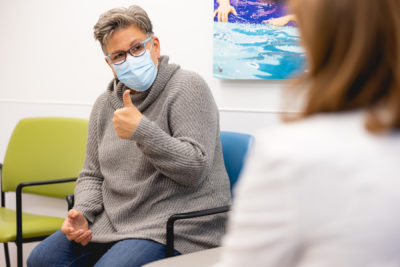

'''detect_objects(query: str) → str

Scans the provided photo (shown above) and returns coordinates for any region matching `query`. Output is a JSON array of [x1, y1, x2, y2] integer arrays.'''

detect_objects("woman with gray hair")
[[27, 5, 230, 267]]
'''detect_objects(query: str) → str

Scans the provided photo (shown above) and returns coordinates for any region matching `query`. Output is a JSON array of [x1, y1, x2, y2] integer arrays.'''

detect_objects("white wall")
[[0, 0, 291, 265]]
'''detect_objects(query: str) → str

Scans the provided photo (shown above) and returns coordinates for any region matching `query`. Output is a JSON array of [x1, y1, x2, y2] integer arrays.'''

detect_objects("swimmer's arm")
[[264, 14, 297, 26]]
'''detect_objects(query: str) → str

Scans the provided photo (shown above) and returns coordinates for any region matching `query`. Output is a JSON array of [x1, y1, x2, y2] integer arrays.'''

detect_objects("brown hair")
[[288, 0, 400, 133]]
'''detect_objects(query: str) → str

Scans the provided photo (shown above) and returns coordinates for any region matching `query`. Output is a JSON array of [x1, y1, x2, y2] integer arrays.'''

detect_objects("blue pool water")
[[213, 22, 305, 79]]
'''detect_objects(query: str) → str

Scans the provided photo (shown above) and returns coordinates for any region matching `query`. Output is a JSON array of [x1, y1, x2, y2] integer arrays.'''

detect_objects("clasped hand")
[[61, 209, 92, 246], [113, 90, 143, 139]]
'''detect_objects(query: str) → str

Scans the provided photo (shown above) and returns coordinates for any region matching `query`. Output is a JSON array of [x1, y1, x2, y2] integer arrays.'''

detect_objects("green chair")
[[0, 117, 88, 267]]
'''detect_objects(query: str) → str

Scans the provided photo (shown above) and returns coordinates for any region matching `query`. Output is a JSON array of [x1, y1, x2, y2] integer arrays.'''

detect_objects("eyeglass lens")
[[110, 42, 147, 64]]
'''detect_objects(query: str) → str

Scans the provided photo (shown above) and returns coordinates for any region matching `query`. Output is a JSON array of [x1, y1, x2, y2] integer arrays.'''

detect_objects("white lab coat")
[[215, 111, 400, 267]]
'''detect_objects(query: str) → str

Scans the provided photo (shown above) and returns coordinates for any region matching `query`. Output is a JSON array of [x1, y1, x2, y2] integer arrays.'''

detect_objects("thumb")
[[123, 90, 134, 108], [68, 209, 80, 220]]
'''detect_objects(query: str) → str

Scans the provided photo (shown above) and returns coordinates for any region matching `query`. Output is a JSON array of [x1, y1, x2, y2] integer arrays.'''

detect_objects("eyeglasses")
[[107, 35, 153, 65]]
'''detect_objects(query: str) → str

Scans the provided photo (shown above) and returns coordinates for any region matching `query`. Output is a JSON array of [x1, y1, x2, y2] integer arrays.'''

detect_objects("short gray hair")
[[93, 5, 153, 54]]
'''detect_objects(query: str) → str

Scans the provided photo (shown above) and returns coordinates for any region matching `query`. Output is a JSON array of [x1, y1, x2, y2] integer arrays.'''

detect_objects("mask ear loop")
[[148, 37, 159, 68], [113, 79, 118, 94]]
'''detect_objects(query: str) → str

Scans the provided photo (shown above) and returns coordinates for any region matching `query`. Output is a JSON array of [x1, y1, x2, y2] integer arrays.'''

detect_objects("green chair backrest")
[[1, 117, 88, 198]]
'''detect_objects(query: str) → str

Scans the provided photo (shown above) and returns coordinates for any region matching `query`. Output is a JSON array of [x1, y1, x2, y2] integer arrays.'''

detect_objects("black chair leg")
[[4, 243, 11, 267], [17, 242, 23, 267]]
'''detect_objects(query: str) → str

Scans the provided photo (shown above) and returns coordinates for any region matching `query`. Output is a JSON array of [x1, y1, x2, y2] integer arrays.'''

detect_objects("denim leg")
[[94, 239, 180, 267], [27, 230, 112, 267]]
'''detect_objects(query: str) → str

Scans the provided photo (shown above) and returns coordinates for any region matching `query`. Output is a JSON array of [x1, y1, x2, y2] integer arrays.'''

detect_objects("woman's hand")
[[113, 90, 143, 139], [214, 0, 237, 22], [264, 14, 296, 26], [61, 209, 92, 246]]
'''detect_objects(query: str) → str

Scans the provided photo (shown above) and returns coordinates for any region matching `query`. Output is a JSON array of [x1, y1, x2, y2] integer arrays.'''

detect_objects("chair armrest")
[[66, 194, 75, 211], [165, 205, 231, 258], [15, 178, 77, 242]]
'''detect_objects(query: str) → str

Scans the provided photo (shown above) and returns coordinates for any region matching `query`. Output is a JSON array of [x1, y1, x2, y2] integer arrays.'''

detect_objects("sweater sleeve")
[[73, 96, 105, 223], [131, 72, 219, 187]]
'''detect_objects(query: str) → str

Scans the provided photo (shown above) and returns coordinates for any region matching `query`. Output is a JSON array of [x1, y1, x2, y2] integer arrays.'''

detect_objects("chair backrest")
[[1, 117, 88, 198], [220, 131, 253, 192]]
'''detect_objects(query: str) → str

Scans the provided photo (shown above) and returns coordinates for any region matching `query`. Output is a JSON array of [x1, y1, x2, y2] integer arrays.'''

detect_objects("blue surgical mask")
[[113, 50, 158, 92]]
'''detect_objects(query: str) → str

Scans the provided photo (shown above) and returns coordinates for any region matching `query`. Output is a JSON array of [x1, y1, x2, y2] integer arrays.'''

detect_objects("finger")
[[231, 7, 238, 16], [67, 230, 84, 241], [218, 10, 222, 22], [123, 90, 134, 108], [75, 230, 91, 243], [67, 229, 83, 240], [80, 233, 92, 246], [223, 12, 228, 22], [61, 219, 68, 232], [61, 225, 74, 235], [213, 10, 218, 18], [68, 209, 80, 219]]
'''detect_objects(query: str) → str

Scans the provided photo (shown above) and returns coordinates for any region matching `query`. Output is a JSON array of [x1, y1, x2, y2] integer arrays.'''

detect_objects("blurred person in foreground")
[[214, 0, 400, 266], [27, 5, 230, 267]]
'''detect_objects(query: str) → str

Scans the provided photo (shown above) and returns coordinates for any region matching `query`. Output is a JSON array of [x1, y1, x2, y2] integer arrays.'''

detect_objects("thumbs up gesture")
[[113, 90, 143, 139]]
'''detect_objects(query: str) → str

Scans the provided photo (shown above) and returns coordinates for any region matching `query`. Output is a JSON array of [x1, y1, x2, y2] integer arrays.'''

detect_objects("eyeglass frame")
[[106, 34, 154, 65]]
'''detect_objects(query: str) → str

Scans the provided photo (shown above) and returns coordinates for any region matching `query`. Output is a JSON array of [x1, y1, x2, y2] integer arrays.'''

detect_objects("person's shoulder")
[[169, 69, 209, 90], [92, 79, 115, 106], [253, 112, 366, 157], [173, 68, 204, 79], [166, 69, 212, 102], [90, 86, 116, 121], [92, 91, 110, 109]]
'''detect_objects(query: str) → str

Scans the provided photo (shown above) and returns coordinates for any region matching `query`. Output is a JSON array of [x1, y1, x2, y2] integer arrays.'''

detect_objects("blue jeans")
[[27, 230, 180, 267]]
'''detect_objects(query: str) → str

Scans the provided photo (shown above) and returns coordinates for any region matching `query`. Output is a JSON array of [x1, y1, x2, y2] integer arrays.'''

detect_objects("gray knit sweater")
[[74, 56, 231, 254]]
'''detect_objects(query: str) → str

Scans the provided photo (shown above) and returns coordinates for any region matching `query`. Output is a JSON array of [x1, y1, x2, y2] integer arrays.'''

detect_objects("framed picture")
[[213, 0, 305, 79]]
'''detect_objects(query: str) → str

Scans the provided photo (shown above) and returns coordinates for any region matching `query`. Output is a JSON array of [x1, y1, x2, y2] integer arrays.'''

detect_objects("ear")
[[151, 36, 161, 61], [105, 57, 117, 77]]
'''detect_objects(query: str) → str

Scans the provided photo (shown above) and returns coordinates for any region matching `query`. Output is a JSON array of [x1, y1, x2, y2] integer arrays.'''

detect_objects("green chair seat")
[[0, 207, 64, 243], [1, 117, 88, 267]]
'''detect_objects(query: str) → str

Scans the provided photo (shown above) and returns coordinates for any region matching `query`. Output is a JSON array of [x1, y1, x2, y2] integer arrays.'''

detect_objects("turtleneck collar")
[[107, 55, 180, 111]]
